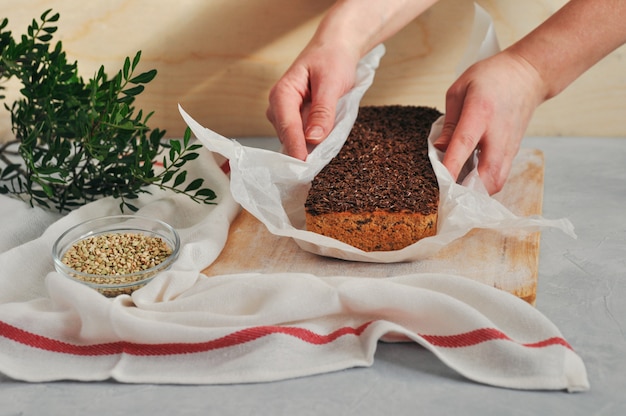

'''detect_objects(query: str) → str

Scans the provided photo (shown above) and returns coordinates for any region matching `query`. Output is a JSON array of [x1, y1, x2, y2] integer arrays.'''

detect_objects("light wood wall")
[[2, 0, 625, 141]]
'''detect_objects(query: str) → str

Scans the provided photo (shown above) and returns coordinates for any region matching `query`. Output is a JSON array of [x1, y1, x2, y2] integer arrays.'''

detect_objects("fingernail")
[[433, 138, 446, 150], [306, 126, 324, 141]]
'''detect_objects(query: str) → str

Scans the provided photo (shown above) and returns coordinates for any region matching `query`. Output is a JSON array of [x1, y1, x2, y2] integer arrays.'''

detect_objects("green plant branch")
[[0, 9, 217, 212]]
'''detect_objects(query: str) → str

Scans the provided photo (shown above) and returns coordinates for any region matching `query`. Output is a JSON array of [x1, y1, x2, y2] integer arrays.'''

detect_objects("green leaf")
[[184, 178, 203, 192], [195, 188, 217, 199], [31, 189, 49, 198], [33, 197, 51, 209], [129, 69, 157, 84], [161, 170, 175, 183], [173, 171, 187, 188], [123, 56, 131, 79], [121, 200, 138, 212], [131, 50, 142, 70], [122, 85, 144, 97], [45, 176, 67, 184], [183, 127, 192, 146], [116, 95, 134, 105], [181, 152, 200, 161], [120, 120, 136, 130], [0, 164, 20, 179], [171, 139, 182, 152], [40, 9, 53, 21], [39, 182, 55, 197]]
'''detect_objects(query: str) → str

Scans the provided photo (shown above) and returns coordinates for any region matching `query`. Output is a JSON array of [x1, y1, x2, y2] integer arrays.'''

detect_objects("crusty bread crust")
[[305, 209, 437, 252]]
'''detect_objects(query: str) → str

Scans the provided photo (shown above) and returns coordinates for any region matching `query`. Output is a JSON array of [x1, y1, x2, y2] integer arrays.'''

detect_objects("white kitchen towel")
[[0, 146, 589, 391], [0, 3, 588, 392]]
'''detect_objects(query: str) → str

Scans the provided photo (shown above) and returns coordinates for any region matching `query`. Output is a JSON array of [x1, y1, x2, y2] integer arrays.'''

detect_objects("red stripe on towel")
[[0, 320, 373, 357], [421, 327, 573, 350], [0, 320, 572, 357]]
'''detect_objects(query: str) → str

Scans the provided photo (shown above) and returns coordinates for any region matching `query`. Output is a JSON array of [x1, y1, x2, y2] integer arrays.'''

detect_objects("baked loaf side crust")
[[305, 210, 437, 252], [305, 105, 442, 252]]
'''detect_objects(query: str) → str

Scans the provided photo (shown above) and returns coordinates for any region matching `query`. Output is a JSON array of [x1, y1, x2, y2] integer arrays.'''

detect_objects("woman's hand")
[[433, 50, 546, 194], [266, 41, 360, 161], [266, 0, 438, 160]]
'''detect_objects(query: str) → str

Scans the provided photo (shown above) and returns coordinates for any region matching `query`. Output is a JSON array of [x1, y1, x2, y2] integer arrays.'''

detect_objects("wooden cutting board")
[[202, 148, 544, 304]]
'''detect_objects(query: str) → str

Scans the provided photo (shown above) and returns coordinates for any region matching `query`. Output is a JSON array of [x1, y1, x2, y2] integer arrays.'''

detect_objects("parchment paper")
[[179, 4, 575, 263]]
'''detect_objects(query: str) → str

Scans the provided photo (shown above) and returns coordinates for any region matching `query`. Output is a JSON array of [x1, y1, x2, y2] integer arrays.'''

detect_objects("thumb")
[[304, 69, 351, 144], [304, 100, 337, 145]]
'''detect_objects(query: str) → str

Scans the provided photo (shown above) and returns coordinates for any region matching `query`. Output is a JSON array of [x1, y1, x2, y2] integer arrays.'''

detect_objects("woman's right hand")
[[266, 40, 360, 160], [266, 0, 438, 160]]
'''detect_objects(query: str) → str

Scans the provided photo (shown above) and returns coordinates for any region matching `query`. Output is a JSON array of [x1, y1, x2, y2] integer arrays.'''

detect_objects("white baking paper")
[[179, 4, 575, 263]]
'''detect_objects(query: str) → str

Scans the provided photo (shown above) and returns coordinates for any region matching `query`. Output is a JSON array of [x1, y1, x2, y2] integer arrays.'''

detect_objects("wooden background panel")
[[2, 0, 625, 142]]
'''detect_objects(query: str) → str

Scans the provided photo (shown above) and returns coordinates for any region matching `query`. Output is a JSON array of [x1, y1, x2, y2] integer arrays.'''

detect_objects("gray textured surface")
[[1, 137, 625, 415]]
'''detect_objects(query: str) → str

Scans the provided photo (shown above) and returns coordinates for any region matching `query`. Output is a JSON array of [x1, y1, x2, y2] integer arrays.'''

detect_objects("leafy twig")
[[0, 9, 217, 212]]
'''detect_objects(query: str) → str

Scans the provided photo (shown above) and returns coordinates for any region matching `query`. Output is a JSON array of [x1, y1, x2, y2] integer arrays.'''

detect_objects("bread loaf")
[[305, 105, 442, 251]]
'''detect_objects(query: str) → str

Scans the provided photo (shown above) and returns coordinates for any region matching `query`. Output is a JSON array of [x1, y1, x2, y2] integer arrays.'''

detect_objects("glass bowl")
[[52, 215, 180, 297]]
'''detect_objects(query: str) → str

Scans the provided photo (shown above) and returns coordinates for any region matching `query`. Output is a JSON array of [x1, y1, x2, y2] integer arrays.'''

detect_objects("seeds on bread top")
[[305, 105, 441, 216]]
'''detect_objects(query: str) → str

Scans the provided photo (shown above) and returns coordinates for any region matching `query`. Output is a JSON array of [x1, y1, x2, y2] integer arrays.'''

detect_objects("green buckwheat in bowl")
[[52, 215, 180, 297]]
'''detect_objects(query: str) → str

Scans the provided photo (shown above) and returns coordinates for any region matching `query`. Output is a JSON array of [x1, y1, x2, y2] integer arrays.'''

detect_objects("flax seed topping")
[[305, 105, 441, 216]]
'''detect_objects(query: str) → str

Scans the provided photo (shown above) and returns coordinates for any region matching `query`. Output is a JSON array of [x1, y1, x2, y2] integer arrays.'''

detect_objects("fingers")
[[267, 50, 356, 160], [435, 83, 512, 195], [475, 142, 513, 195], [267, 74, 342, 160], [266, 71, 310, 160], [302, 85, 335, 145], [304, 62, 355, 145], [433, 83, 465, 154], [439, 84, 489, 183]]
